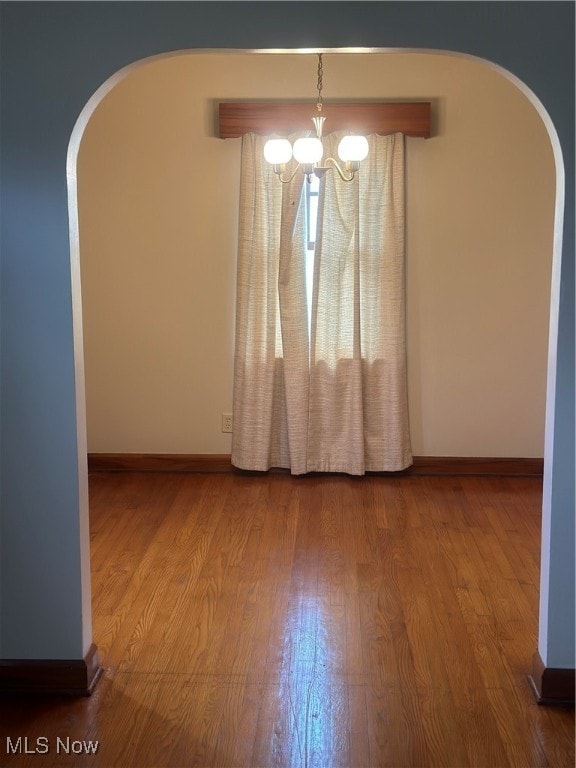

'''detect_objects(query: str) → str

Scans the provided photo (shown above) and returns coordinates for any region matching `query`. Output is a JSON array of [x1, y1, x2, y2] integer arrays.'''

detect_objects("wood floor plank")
[[483, 683, 549, 767]]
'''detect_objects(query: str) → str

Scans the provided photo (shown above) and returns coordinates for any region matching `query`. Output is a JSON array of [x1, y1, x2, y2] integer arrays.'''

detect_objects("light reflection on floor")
[[274, 594, 348, 768]]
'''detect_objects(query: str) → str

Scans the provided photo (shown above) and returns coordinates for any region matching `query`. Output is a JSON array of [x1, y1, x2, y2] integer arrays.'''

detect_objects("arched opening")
[[67, 47, 563, 669]]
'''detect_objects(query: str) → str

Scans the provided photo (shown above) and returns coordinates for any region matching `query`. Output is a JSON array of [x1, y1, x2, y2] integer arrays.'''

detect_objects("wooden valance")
[[219, 102, 431, 139]]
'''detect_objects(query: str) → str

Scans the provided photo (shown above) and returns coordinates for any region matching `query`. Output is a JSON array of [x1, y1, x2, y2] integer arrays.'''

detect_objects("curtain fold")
[[307, 131, 412, 472], [232, 131, 412, 475], [231, 133, 307, 471]]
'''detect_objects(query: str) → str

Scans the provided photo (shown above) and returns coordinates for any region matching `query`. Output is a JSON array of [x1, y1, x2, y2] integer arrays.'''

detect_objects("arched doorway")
[[68, 48, 563, 680]]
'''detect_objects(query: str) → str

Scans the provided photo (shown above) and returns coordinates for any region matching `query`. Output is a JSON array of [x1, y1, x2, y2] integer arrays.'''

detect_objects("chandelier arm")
[[323, 156, 355, 182], [273, 163, 302, 184]]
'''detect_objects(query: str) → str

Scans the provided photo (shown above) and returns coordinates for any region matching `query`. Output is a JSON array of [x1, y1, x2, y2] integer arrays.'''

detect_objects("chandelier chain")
[[316, 53, 323, 112]]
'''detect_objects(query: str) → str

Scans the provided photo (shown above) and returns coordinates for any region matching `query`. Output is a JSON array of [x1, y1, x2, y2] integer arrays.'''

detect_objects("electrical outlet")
[[221, 413, 233, 433]]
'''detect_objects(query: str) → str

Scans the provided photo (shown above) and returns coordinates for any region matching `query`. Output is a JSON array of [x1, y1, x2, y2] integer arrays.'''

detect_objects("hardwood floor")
[[0, 472, 573, 767]]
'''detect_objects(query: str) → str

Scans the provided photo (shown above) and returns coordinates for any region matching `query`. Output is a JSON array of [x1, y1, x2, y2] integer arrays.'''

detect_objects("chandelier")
[[264, 54, 369, 183]]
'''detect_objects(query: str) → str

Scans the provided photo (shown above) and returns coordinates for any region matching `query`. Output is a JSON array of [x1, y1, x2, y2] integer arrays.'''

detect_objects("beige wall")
[[77, 52, 555, 457]]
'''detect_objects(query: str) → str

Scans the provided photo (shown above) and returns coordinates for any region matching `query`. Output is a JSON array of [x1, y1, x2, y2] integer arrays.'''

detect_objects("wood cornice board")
[[0, 644, 102, 697], [88, 454, 543, 477], [219, 102, 431, 139]]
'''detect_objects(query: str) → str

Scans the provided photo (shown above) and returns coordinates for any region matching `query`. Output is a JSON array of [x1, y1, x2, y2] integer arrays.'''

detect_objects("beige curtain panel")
[[232, 132, 412, 475]]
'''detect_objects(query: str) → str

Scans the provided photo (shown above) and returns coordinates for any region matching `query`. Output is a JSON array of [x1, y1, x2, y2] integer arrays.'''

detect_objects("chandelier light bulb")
[[293, 137, 324, 165], [263, 138, 293, 165], [338, 135, 369, 163]]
